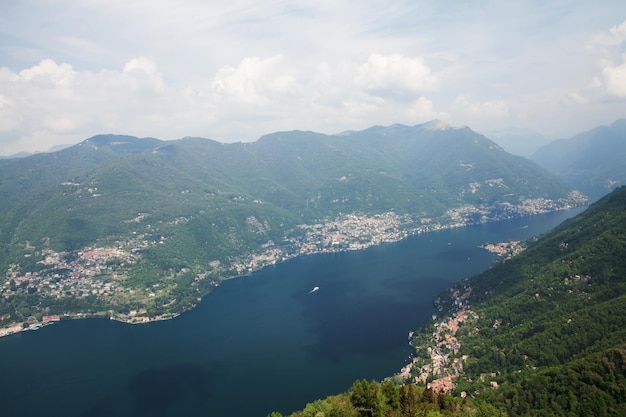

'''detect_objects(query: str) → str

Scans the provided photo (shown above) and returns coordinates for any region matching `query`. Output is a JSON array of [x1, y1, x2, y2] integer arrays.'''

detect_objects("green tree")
[[381, 380, 400, 411], [399, 385, 419, 417]]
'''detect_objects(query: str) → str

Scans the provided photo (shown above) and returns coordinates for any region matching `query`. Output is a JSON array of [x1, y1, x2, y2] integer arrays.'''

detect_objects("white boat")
[[309, 286, 319, 293]]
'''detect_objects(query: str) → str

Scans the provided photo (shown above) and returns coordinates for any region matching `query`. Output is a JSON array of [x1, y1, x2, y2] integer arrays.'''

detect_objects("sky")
[[0, 0, 625, 155]]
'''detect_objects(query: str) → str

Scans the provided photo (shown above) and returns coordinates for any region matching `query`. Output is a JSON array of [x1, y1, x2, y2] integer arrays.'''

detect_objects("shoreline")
[[0, 203, 587, 339]]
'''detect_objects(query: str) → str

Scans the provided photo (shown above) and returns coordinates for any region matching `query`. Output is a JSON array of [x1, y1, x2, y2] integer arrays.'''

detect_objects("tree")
[[422, 388, 436, 404], [399, 385, 419, 417], [381, 380, 400, 411]]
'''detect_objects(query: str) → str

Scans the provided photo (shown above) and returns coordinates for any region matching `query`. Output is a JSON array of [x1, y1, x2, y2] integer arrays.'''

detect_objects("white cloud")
[[591, 19, 626, 47], [18, 59, 76, 86], [563, 92, 588, 105], [587, 20, 626, 99], [1, 1, 626, 152], [122, 57, 166, 94], [1, 54, 441, 153], [210, 55, 301, 105], [609, 20, 626, 42], [0, 94, 19, 133], [601, 58, 626, 98], [451, 94, 509, 119], [588, 77, 602, 89], [0, 58, 184, 153], [123, 57, 158, 77], [354, 54, 439, 100]]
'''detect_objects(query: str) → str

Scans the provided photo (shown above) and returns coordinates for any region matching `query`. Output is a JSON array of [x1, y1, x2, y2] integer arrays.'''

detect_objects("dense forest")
[[269, 379, 505, 417], [453, 187, 626, 415]]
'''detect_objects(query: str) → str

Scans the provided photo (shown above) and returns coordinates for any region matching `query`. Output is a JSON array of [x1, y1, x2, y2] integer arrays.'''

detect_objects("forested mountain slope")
[[410, 186, 626, 416], [0, 121, 583, 329]]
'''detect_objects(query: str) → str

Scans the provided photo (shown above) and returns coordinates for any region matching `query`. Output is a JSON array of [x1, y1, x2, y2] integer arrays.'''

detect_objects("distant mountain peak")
[[530, 118, 626, 200], [77, 134, 163, 154], [419, 119, 462, 131], [611, 118, 626, 128]]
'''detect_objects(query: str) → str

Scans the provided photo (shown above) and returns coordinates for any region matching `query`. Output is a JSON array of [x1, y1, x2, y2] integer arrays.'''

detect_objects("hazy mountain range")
[[0, 120, 584, 327], [530, 119, 626, 201], [0, 144, 72, 159], [484, 127, 550, 157]]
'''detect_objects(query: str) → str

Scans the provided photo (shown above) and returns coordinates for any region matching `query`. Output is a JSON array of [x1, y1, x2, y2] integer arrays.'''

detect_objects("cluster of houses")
[[400, 284, 477, 394], [3, 246, 137, 301]]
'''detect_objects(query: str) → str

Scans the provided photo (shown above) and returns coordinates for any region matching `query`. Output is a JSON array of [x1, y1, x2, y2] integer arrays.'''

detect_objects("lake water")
[[0, 207, 585, 417]]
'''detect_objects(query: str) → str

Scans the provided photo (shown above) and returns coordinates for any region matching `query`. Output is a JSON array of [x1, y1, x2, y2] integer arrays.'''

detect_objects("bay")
[[0, 207, 585, 417]]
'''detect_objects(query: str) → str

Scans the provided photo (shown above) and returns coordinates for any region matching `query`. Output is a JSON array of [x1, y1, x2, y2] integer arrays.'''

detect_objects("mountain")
[[484, 127, 550, 157], [0, 122, 585, 329], [0, 151, 36, 159], [408, 186, 626, 415], [0, 143, 73, 159], [530, 119, 626, 201]]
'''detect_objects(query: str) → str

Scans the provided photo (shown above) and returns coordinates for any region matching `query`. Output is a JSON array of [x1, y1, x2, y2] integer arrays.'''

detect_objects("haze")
[[1, 0, 625, 155]]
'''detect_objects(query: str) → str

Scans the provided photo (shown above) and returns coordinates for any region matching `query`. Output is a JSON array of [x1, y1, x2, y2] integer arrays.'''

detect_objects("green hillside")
[[271, 379, 504, 417], [0, 122, 584, 329], [407, 186, 626, 416]]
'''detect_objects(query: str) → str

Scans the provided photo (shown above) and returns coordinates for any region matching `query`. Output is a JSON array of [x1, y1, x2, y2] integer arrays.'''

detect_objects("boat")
[[309, 286, 319, 293]]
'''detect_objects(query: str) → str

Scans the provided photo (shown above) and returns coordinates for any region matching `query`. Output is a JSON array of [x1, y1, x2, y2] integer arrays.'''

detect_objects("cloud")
[[563, 92, 588, 105], [122, 56, 165, 92], [0, 54, 443, 153], [451, 94, 509, 119], [8, 129, 75, 156], [0, 60, 84, 152], [0, 94, 19, 134], [601, 58, 626, 98], [2, 2, 626, 153], [354, 54, 439, 100], [590, 20, 626, 47], [587, 20, 626, 99], [210, 55, 301, 105], [18, 59, 76, 86], [609, 20, 626, 43], [0, 57, 182, 153]]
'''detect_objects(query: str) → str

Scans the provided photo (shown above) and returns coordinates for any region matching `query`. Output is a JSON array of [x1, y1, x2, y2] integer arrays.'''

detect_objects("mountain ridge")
[[531, 118, 626, 200], [404, 185, 626, 415], [0, 122, 585, 331]]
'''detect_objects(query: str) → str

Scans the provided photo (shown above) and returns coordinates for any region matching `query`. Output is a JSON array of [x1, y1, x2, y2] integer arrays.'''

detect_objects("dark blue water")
[[0, 208, 585, 417]]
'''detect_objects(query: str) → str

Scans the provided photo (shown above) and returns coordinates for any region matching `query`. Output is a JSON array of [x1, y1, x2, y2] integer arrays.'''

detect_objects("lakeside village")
[[0, 192, 586, 337], [395, 236, 595, 397], [398, 283, 476, 395], [395, 240, 523, 396]]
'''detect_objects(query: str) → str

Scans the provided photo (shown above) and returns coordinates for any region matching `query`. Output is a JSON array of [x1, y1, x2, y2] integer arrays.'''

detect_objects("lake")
[[0, 207, 585, 417]]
